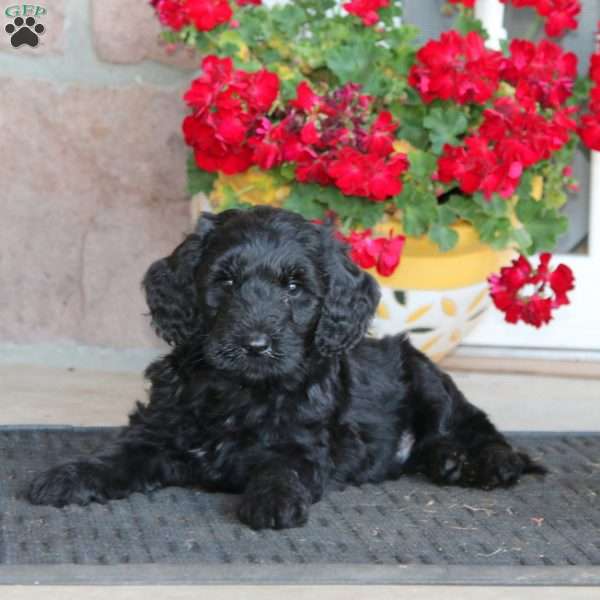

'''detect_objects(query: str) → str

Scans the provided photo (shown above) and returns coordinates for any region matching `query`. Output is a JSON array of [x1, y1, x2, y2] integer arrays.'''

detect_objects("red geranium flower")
[[343, 0, 389, 27], [275, 82, 406, 201], [578, 113, 600, 151], [327, 148, 408, 200], [339, 230, 380, 270], [236, 69, 280, 112], [536, 0, 580, 37], [550, 263, 576, 306], [408, 31, 503, 104], [447, 0, 476, 6], [488, 253, 575, 328], [153, 0, 189, 31], [437, 98, 576, 199], [367, 111, 398, 156], [376, 234, 406, 276], [186, 0, 232, 31], [500, 39, 577, 109], [337, 230, 406, 276], [500, 0, 580, 37], [328, 148, 371, 197], [291, 82, 322, 112], [182, 56, 280, 174], [153, 0, 261, 30], [296, 158, 333, 187], [590, 53, 600, 85], [437, 135, 520, 198]]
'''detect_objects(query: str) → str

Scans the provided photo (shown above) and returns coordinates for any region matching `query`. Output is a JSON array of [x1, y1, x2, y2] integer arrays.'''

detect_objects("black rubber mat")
[[1, 428, 600, 585]]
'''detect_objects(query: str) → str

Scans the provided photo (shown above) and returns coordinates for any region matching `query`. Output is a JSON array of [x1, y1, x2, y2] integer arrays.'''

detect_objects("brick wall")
[[0, 0, 198, 348]]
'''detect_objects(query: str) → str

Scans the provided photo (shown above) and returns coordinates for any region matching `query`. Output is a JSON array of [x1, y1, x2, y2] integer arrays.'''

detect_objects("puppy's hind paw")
[[473, 444, 547, 490], [420, 439, 546, 490], [28, 461, 109, 507]]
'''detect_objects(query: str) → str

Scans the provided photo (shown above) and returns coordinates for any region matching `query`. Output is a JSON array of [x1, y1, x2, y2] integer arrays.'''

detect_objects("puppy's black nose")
[[245, 333, 272, 354]]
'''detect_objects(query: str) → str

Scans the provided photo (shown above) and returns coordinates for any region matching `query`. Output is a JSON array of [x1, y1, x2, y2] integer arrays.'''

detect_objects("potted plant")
[[150, 0, 595, 360]]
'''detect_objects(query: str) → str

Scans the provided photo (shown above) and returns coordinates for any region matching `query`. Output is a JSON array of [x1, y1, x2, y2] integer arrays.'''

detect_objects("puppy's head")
[[143, 206, 380, 381]]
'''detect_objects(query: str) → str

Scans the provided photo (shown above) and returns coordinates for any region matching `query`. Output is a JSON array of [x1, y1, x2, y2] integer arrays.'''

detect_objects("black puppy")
[[29, 207, 544, 529]]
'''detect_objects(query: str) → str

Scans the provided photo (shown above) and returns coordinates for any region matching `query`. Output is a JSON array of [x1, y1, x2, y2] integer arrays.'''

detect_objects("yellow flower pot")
[[190, 174, 514, 362], [369, 221, 514, 361]]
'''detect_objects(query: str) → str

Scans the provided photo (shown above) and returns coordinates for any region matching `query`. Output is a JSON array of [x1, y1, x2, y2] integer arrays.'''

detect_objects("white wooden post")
[[589, 152, 600, 261], [475, 0, 507, 49]]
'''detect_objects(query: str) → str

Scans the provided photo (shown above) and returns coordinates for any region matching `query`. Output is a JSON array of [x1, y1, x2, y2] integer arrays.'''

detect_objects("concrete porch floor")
[[2, 363, 599, 430], [1, 358, 600, 599]]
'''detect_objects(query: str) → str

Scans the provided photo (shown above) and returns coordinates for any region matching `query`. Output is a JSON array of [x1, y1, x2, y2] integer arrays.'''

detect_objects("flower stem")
[[524, 15, 542, 41]]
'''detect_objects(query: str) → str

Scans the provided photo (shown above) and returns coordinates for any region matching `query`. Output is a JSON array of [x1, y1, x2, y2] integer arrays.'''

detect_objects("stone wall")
[[0, 0, 197, 348]]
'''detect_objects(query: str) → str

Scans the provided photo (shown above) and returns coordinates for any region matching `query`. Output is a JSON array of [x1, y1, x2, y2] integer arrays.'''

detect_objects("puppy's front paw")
[[238, 471, 311, 530], [28, 461, 109, 507]]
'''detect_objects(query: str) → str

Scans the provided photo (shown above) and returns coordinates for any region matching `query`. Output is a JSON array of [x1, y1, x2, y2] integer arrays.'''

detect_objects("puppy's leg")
[[405, 347, 545, 489], [28, 432, 190, 507], [237, 453, 325, 530]]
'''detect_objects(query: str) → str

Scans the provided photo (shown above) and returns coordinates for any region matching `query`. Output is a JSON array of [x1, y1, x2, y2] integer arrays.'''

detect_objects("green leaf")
[[393, 101, 429, 148], [437, 205, 458, 226], [401, 205, 427, 237], [325, 39, 375, 85], [423, 106, 469, 153], [217, 185, 253, 211], [429, 223, 459, 252], [473, 193, 509, 218], [477, 217, 513, 250], [446, 192, 516, 250], [361, 70, 389, 96], [282, 184, 328, 221], [283, 182, 385, 229], [512, 227, 533, 253], [407, 149, 437, 179], [454, 9, 488, 38], [516, 197, 567, 253], [516, 170, 534, 199], [187, 155, 217, 197], [394, 183, 438, 237], [325, 192, 386, 229], [271, 4, 307, 37], [514, 194, 538, 223], [279, 162, 297, 182], [446, 193, 478, 220]]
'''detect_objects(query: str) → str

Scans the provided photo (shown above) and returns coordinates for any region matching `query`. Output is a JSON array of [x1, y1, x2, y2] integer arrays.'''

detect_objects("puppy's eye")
[[221, 278, 234, 289], [286, 281, 301, 295]]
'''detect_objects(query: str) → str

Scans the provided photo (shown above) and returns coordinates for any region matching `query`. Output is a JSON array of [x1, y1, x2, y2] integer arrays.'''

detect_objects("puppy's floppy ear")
[[142, 213, 216, 346], [315, 225, 381, 356]]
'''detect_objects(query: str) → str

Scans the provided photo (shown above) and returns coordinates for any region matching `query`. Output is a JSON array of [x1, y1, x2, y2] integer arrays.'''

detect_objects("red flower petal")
[[186, 0, 233, 31], [488, 254, 575, 328]]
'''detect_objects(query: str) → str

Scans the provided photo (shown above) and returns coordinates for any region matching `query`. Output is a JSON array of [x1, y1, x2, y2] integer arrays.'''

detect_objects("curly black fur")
[[28, 207, 545, 530]]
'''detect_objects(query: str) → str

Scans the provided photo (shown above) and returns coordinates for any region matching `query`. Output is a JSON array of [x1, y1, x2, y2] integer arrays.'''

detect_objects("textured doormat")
[[1, 428, 599, 586]]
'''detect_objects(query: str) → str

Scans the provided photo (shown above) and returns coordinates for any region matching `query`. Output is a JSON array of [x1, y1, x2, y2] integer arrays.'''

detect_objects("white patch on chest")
[[395, 431, 415, 464]]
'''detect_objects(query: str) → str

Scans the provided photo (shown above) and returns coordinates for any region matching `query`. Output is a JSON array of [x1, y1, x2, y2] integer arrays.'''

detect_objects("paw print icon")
[[5, 16, 45, 48]]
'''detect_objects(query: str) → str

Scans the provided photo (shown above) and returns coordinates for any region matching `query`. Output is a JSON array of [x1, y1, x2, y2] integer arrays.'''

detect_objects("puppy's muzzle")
[[244, 332, 272, 355]]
